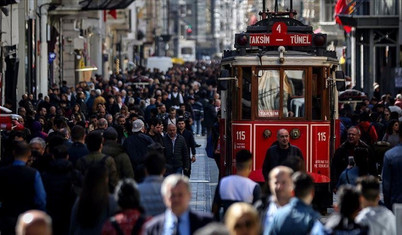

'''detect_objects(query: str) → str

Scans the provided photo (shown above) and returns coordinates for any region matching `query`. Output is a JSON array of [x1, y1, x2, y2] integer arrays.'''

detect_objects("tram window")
[[283, 70, 305, 118], [258, 70, 280, 117], [242, 67, 252, 120]]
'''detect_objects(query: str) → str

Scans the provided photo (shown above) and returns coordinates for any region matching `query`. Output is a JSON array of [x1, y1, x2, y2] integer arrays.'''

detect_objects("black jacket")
[[163, 134, 190, 170], [0, 165, 37, 234], [178, 129, 196, 155], [262, 143, 304, 181], [41, 159, 79, 235]]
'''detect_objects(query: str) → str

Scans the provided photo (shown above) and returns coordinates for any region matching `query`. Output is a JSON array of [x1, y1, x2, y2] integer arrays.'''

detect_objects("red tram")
[[218, 1, 345, 208]]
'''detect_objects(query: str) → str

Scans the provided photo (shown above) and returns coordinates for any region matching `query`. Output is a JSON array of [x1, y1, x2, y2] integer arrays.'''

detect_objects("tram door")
[[223, 65, 333, 183]]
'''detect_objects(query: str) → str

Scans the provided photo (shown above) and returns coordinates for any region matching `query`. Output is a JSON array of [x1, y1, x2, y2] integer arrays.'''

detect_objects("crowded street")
[[1, 0, 402, 234]]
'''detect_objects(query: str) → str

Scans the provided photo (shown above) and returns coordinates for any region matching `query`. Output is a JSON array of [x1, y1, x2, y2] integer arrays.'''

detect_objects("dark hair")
[[148, 118, 162, 127], [114, 179, 142, 210], [144, 152, 166, 175], [71, 125, 86, 141], [51, 145, 68, 159], [77, 164, 109, 227], [337, 185, 360, 219], [399, 121, 402, 138], [356, 175, 380, 202], [85, 132, 103, 152], [292, 172, 314, 199], [386, 119, 399, 135], [46, 132, 65, 154], [235, 149, 252, 170], [13, 141, 31, 158]]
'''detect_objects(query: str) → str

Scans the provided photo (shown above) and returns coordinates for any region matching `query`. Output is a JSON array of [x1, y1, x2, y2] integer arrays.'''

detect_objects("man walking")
[[0, 141, 47, 234], [212, 149, 261, 219], [268, 172, 319, 234], [143, 174, 213, 234], [177, 118, 196, 177], [163, 124, 190, 175]]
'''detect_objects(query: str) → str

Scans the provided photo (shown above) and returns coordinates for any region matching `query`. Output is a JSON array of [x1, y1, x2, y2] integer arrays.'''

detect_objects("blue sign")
[[49, 52, 56, 64]]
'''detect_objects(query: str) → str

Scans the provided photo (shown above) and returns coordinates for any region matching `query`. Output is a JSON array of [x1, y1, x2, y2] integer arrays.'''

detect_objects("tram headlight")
[[312, 34, 327, 47], [235, 34, 249, 48]]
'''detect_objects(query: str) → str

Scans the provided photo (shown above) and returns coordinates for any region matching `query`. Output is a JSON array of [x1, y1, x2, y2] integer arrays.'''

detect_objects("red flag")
[[334, 0, 353, 33], [108, 9, 117, 19]]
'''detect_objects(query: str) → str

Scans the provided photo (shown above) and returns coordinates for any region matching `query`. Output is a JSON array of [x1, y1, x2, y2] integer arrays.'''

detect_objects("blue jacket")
[[268, 198, 319, 235], [382, 144, 402, 209]]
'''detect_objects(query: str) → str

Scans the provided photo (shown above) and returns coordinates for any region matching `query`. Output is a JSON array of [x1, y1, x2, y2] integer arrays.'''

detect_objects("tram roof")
[[221, 50, 338, 67]]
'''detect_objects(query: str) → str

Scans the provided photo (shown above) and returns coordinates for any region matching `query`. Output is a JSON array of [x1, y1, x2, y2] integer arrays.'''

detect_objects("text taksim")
[[250, 35, 270, 45]]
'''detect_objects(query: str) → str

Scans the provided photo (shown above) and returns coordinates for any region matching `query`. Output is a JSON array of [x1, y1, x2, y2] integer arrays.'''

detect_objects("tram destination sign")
[[249, 22, 312, 47]]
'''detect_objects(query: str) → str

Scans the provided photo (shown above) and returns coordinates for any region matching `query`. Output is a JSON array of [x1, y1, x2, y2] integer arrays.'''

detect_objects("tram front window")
[[258, 70, 280, 117], [283, 70, 305, 117]]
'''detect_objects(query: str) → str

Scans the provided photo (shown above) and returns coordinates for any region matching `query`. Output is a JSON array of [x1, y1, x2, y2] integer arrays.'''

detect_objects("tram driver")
[[262, 129, 304, 182]]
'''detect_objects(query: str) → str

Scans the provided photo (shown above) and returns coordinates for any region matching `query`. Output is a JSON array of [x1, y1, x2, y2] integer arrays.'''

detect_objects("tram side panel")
[[231, 121, 331, 183]]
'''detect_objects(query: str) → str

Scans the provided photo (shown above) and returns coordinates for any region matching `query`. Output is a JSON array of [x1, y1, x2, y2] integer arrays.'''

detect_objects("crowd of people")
[[0, 59, 401, 235], [0, 61, 223, 234]]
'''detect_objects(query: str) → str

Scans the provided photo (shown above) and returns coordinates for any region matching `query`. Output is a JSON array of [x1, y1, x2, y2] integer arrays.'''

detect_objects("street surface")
[[189, 135, 219, 212]]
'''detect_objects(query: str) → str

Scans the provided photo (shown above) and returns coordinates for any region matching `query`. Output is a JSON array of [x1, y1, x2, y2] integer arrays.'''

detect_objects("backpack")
[[359, 124, 373, 145]]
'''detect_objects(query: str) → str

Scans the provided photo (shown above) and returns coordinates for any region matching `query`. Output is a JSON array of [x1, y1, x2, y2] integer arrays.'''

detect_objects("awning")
[[79, 0, 135, 10]]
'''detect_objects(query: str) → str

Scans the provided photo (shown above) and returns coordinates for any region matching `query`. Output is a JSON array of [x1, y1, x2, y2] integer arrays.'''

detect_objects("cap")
[[373, 82, 380, 90], [132, 119, 144, 132], [95, 89, 102, 96], [103, 127, 118, 140]]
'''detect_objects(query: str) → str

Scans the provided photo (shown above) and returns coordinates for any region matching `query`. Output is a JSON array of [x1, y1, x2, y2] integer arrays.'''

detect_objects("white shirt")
[[355, 206, 396, 235]]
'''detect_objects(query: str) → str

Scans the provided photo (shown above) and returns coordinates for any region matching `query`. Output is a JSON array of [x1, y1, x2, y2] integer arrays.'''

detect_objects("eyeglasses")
[[234, 220, 254, 230]]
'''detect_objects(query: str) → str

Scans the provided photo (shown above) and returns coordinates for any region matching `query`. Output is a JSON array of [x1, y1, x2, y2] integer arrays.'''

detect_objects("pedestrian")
[[143, 174, 214, 234], [102, 127, 134, 179], [267, 172, 319, 235], [15, 210, 52, 235], [331, 126, 377, 191], [41, 145, 78, 235], [67, 125, 89, 166], [138, 152, 167, 216], [262, 129, 304, 181], [212, 150, 261, 220], [224, 202, 261, 235], [123, 119, 154, 182], [382, 119, 399, 147], [191, 96, 203, 136], [146, 118, 164, 147], [355, 176, 396, 235], [312, 185, 369, 234], [382, 121, 402, 210], [0, 141, 47, 234], [177, 118, 196, 177], [69, 164, 118, 235], [162, 124, 190, 175], [102, 179, 148, 235], [259, 166, 294, 234], [76, 132, 119, 193]]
